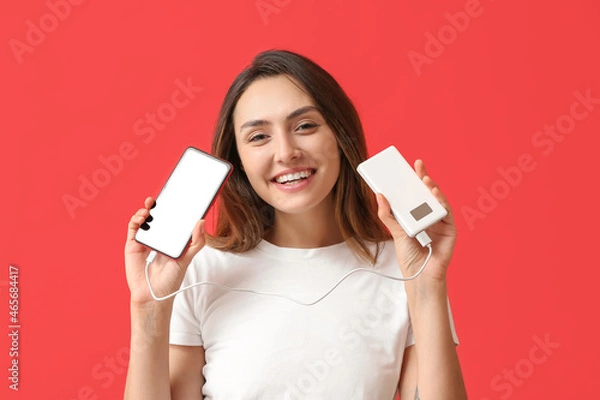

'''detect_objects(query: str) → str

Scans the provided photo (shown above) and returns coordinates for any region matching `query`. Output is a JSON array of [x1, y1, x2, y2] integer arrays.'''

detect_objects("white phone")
[[135, 147, 232, 259], [357, 146, 447, 238]]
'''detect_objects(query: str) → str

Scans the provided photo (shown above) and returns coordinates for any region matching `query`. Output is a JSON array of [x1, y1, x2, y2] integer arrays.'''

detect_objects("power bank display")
[[357, 146, 447, 237], [135, 147, 232, 259]]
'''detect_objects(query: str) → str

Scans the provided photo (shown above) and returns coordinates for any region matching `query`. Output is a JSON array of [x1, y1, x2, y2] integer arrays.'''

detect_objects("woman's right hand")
[[124, 196, 206, 306]]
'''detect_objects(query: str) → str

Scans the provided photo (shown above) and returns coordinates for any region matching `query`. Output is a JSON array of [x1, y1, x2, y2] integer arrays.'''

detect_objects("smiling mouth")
[[272, 169, 316, 185]]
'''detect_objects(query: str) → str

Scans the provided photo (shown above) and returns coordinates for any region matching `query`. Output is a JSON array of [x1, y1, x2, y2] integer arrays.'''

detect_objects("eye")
[[296, 122, 318, 131], [248, 133, 268, 142]]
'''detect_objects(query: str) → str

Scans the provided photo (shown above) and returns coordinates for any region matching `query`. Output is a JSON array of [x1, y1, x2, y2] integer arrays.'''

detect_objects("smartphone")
[[357, 146, 447, 237], [135, 147, 232, 259]]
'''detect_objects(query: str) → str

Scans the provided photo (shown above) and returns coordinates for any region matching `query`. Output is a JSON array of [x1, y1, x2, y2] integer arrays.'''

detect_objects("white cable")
[[145, 241, 434, 305]]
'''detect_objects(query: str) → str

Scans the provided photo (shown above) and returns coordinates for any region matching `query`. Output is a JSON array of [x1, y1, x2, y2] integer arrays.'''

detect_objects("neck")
[[264, 194, 343, 248]]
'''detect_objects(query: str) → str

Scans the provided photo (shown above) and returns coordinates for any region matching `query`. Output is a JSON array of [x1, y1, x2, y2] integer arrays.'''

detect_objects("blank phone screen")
[[135, 147, 232, 258]]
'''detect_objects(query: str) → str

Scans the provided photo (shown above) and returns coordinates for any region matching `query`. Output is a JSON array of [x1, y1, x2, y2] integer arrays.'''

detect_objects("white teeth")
[[275, 169, 313, 184]]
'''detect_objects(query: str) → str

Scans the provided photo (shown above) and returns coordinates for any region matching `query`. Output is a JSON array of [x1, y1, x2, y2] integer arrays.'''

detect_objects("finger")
[[415, 159, 428, 179], [416, 161, 444, 205], [422, 175, 438, 191], [190, 219, 206, 249], [178, 219, 206, 266], [416, 160, 439, 192], [127, 207, 152, 241], [144, 196, 156, 210], [376, 193, 407, 239], [135, 207, 151, 219], [415, 161, 455, 225], [430, 186, 455, 225], [127, 214, 147, 241], [423, 176, 450, 211]]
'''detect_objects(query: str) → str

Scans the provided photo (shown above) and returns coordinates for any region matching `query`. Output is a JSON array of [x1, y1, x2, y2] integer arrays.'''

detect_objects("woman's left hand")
[[376, 159, 457, 284]]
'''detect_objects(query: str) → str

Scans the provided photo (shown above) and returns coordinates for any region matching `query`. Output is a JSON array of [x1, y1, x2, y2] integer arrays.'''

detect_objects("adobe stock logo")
[[461, 88, 599, 230], [68, 346, 130, 400], [69, 310, 168, 399], [255, 0, 291, 25], [481, 333, 560, 400], [284, 282, 407, 399], [62, 77, 203, 219], [9, 0, 86, 66]]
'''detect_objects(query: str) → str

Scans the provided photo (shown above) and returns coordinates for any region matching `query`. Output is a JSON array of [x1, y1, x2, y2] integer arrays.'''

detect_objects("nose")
[[274, 131, 301, 164]]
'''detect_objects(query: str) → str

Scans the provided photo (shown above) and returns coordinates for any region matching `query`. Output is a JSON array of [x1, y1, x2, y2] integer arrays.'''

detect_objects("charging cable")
[[145, 231, 433, 305]]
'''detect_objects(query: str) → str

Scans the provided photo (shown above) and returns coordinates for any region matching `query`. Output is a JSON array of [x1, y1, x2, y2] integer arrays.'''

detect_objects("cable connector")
[[415, 231, 432, 247], [146, 250, 158, 264]]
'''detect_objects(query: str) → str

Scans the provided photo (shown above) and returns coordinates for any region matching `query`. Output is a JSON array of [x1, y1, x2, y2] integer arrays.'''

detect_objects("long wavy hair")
[[206, 49, 391, 265]]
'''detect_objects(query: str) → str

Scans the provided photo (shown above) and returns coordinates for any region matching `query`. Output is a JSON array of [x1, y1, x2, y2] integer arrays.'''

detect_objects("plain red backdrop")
[[1, 0, 599, 399]]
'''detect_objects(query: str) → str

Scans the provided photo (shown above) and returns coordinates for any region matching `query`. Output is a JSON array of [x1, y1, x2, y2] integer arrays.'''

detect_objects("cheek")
[[328, 157, 341, 185], [240, 153, 269, 185], [311, 134, 341, 170]]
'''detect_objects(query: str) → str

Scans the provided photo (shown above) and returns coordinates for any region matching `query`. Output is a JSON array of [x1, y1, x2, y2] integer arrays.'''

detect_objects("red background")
[[2, 0, 599, 399]]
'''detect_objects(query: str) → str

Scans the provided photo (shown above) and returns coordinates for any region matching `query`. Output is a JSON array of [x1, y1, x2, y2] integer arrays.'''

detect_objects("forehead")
[[233, 75, 316, 130]]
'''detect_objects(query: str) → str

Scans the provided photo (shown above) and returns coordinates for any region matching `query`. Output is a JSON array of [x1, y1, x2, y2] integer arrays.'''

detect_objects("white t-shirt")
[[170, 239, 459, 399]]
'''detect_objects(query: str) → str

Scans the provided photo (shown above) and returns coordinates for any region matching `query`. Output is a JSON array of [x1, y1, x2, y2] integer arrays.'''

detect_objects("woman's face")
[[233, 75, 341, 216]]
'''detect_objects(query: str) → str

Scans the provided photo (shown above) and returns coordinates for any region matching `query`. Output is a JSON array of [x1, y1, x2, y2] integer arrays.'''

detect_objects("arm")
[[169, 344, 206, 399], [123, 302, 207, 400], [123, 196, 207, 399], [397, 282, 466, 399], [376, 159, 467, 399], [124, 301, 175, 400], [398, 345, 418, 399]]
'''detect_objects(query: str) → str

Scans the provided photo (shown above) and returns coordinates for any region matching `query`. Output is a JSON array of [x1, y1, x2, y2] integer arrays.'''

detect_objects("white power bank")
[[357, 146, 447, 238]]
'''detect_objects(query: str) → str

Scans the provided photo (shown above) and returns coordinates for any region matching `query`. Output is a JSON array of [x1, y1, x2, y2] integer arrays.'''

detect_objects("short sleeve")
[[169, 269, 204, 346], [447, 296, 460, 345], [404, 296, 459, 348], [405, 316, 415, 348]]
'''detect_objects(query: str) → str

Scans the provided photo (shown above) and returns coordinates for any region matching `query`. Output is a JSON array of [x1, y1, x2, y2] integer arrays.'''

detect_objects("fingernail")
[[200, 221, 205, 234]]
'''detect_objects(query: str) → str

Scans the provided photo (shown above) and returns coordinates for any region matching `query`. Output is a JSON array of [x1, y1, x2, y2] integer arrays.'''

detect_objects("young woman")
[[124, 50, 467, 399]]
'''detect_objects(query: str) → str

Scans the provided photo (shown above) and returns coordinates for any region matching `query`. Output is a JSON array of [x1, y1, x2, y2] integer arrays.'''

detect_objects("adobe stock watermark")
[[480, 333, 560, 400], [69, 309, 169, 399], [68, 346, 130, 400], [462, 88, 599, 230], [284, 281, 407, 399], [407, 0, 495, 76], [9, 0, 86, 66], [61, 77, 203, 219], [256, 0, 292, 25], [7, 265, 20, 391]]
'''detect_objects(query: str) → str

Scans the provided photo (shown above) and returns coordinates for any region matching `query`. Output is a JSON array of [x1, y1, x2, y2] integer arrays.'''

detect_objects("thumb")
[[178, 219, 206, 267], [376, 193, 408, 240]]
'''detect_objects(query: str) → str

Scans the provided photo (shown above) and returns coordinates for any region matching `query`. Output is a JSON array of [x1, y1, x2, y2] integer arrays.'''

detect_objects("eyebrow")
[[239, 105, 319, 131]]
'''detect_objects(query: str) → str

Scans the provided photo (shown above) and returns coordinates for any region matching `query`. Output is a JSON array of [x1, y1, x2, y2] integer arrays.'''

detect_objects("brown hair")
[[206, 49, 391, 265]]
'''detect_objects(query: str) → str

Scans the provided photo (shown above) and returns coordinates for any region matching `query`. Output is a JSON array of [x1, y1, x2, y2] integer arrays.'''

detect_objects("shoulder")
[[183, 241, 274, 284], [185, 239, 398, 279], [187, 243, 250, 274]]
